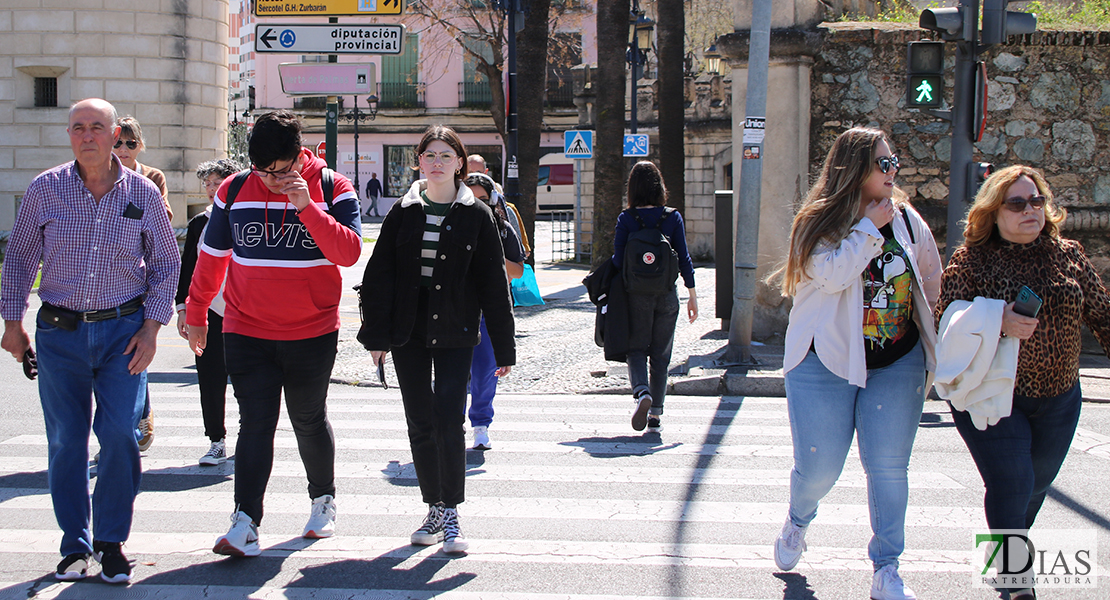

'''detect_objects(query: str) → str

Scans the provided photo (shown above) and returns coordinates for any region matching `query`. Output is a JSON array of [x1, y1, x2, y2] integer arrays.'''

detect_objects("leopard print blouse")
[[935, 234, 1110, 398]]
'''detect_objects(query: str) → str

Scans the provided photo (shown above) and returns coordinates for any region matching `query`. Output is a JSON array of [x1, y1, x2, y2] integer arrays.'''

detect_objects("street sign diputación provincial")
[[254, 0, 404, 17], [255, 24, 405, 55]]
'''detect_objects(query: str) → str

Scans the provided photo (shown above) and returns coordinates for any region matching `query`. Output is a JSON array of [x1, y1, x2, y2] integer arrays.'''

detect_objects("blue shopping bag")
[[510, 264, 545, 307]]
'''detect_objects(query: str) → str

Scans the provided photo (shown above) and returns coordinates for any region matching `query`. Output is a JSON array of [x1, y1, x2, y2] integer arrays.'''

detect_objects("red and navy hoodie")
[[186, 148, 363, 340]]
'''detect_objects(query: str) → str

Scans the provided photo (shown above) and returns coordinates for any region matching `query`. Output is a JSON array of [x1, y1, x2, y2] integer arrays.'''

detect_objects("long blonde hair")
[[962, 165, 1066, 247], [776, 127, 907, 296]]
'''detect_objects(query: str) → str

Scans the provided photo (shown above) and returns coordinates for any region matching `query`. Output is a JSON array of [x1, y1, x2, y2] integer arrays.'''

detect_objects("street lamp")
[[627, 3, 654, 134], [340, 94, 379, 197], [704, 44, 721, 75]]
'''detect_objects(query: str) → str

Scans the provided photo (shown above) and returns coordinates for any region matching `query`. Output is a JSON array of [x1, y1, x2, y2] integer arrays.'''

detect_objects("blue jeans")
[[467, 317, 497, 428], [224, 331, 338, 525], [950, 380, 1081, 533], [36, 307, 147, 557], [626, 290, 679, 415], [783, 342, 925, 569]]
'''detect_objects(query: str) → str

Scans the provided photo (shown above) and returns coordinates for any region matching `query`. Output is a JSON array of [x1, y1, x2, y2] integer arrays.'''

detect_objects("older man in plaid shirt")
[[0, 98, 179, 584]]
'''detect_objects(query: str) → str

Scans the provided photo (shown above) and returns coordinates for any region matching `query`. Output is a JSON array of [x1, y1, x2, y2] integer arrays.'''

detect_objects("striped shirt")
[[0, 158, 180, 325], [420, 195, 452, 286]]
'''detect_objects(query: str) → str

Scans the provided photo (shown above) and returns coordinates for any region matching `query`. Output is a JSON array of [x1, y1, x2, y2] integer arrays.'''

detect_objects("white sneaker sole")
[[213, 537, 261, 557], [303, 525, 334, 539], [443, 538, 469, 553], [198, 456, 226, 466], [411, 531, 444, 546]]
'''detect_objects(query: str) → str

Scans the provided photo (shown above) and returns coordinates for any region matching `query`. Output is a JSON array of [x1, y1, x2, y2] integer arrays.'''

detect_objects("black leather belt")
[[47, 296, 144, 324]]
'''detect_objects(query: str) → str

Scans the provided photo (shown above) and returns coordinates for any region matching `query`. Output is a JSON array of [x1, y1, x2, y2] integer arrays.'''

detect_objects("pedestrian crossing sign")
[[564, 130, 593, 159]]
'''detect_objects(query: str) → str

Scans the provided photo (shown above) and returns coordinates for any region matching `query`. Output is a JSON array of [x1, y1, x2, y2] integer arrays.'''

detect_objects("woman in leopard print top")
[[936, 165, 1110, 600]]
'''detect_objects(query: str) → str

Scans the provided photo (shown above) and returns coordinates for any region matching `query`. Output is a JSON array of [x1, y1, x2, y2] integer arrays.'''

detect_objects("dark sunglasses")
[[1002, 195, 1046, 212], [875, 155, 900, 174], [113, 140, 138, 150]]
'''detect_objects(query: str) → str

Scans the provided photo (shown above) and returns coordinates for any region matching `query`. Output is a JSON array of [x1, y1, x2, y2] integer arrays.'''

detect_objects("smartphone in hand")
[[1013, 285, 1043, 318]]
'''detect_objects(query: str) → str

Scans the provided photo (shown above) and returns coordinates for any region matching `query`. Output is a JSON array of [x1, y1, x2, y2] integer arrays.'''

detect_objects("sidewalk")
[[338, 219, 1110, 402]]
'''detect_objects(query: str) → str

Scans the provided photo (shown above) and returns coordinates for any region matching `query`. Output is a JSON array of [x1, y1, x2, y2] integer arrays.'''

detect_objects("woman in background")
[[177, 159, 243, 466]]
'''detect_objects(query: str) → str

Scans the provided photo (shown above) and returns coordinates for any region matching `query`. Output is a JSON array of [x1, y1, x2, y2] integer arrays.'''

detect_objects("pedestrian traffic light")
[[969, 162, 994, 199], [906, 41, 945, 109], [981, 0, 1038, 46]]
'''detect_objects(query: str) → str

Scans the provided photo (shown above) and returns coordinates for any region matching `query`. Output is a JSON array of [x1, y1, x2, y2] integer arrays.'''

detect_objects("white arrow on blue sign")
[[564, 130, 593, 159], [623, 133, 649, 157]]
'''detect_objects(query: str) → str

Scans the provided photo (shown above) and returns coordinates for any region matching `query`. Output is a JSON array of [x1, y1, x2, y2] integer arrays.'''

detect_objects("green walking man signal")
[[906, 41, 945, 109]]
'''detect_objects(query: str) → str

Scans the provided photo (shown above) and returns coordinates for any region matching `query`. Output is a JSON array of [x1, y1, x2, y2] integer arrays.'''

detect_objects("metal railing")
[[458, 81, 492, 109], [377, 82, 425, 109]]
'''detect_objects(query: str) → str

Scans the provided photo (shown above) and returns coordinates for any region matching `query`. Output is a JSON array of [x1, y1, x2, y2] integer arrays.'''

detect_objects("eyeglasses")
[[419, 151, 458, 165], [113, 140, 139, 150], [1002, 195, 1046, 212], [875, 155, 900, 174], [251, 162, 296, 178]]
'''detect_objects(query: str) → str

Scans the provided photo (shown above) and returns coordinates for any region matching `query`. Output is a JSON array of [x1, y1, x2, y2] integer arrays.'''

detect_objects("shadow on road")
[[774, 572, 818, 599], [559, 435, 681, 458]]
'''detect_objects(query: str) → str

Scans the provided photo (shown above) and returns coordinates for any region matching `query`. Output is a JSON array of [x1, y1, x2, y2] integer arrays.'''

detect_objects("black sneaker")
[[55, 553, 90, 580], [93, 541, 131, 584]]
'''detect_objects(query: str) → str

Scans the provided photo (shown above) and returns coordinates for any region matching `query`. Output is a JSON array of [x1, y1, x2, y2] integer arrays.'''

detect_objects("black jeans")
[[626, 290, 680, 415], [197, 311, 228, 442], [391, 291, 473, 507], [224, 331, 338, 524]]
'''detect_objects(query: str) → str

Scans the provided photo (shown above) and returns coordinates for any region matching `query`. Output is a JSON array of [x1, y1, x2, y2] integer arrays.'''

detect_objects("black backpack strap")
[[322, 168, 334, 209], [900, 208, 915, 244], [627, 208, 647, 229], [223, 170, 251, 209], [657, 207, 675, 229]]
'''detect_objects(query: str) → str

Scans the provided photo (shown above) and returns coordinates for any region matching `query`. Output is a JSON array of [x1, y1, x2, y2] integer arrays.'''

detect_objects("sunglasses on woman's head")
[[114, 140, 138, 150], [1002, 195, 1046, 212], [874, 155, 900, 174]]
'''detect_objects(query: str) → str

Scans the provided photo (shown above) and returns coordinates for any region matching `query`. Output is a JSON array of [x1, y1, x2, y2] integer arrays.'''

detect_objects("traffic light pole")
[[947, 36, 977, 260]]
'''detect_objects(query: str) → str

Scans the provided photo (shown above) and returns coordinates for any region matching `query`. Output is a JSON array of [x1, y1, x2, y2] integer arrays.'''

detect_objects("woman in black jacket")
[[357, 125, 515, 554]]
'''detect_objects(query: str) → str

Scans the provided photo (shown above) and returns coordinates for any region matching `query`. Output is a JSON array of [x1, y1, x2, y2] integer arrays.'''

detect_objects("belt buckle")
[[80, 311, 98, 323]]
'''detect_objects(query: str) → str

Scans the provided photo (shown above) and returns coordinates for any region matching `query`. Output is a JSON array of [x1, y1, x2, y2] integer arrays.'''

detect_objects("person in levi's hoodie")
[[185, 110, 362, 558]]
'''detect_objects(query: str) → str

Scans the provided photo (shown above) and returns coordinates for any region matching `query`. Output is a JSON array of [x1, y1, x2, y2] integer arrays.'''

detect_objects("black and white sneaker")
[[410, 502, 445, 546], [631, 390, 651, 431], [442, 507, 469, 554], [199, 438, 227, 466], [647, 415, 662, 432], [55, 553, 90, 580], [92, 541, 131, 584]]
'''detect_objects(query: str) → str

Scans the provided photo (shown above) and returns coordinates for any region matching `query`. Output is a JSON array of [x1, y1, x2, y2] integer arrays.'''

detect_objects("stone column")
[[717, 22, 822, 337]]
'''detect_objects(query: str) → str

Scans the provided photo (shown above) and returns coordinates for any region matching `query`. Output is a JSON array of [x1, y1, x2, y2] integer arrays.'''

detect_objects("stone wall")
[[813, 22, 1110, 276]]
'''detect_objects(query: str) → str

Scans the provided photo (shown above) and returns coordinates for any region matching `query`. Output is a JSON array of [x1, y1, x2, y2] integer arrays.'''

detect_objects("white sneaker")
[[472, 426, 491, 450], [870, 564, 917, 600], [199, 439, 227, 466], [303, 495, 336, 538], [411, 503, 445, 546], [442, 507, 469, 554], [773, 519, 808, 571], [213, 511, 260, 557]]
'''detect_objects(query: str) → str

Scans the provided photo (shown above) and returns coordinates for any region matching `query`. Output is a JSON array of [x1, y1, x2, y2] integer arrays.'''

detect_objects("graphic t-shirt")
[[862, 224, 919, 369]]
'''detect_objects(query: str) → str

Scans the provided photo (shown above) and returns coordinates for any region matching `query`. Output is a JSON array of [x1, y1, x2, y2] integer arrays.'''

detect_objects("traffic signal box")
[[906, 41, 945, 109]]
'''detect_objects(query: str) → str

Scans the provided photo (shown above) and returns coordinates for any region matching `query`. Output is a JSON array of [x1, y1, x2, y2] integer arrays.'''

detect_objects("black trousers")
[[392, 292, 473, 507], [197, 311, 228, 442], [224, 331, 338, 524]]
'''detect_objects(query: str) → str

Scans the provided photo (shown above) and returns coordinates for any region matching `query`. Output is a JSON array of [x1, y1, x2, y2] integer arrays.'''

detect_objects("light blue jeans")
[[783, 341, 925, 569], [36, 307, 147, 557]]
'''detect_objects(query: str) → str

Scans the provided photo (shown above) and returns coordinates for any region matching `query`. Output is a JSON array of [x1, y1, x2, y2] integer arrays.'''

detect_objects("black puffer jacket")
[[357, 180, 516, 367]]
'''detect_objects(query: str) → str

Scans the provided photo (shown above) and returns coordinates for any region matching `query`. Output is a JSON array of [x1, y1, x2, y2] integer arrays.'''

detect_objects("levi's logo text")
[[973, 530, 1097, 589], [233, 222, 319, 251]]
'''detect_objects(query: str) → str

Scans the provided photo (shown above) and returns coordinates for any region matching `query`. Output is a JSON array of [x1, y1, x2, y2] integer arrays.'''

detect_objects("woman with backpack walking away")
[[612, 161, 697, 433], [769, 128, 941, 600]]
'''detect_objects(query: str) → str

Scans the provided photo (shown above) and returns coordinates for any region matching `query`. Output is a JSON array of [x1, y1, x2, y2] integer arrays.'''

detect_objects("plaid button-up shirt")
[[1, 157, 180, 325]]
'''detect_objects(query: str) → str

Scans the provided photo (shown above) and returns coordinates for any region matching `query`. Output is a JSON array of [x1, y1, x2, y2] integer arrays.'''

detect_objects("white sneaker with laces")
[[411, 503, 445, 546], [303, 495, 336, 538], [213, 511, 260, 557], [773, 518, 808, 571], [870, 564, 917, 600], [472, 426, 491, 450], [199, 439, 227, 466], [442, 507, 469, 554]]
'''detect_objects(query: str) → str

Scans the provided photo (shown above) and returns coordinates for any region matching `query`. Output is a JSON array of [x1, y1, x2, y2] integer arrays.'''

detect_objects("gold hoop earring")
[[456, 168, 461, 174]]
